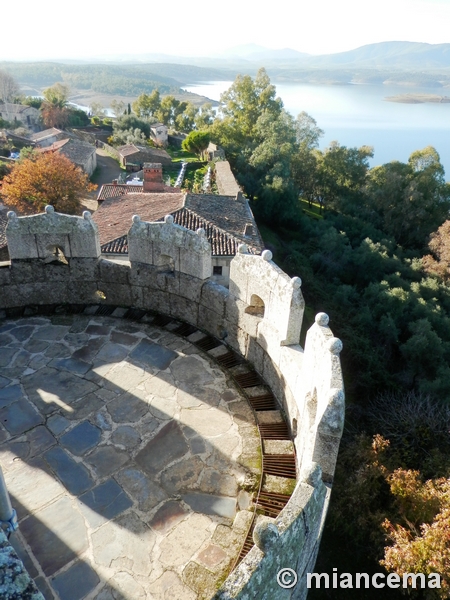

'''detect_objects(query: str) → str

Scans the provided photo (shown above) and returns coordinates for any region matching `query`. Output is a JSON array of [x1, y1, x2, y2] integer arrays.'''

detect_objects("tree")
[[423, 220, 450, 280], [113, 115, 151, 143], [315, 141, 373, 211], [0, 70, 20, 103], [1, 152, 95, 215], [89, 102, 105, 117], [41, 83, 71, 129], [182, 130, 210, 158], [291, 112, 324, 204], [366, 147, 450, 248], [132, 90, 160, 118], [110, 99, 126, 118], [175, 102, 198, 133], [211, 68, 283, 162], [42, 83, 70, 108]]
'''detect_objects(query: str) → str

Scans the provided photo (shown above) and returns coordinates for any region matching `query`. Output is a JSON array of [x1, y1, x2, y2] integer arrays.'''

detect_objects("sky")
[[2, 0, 450, 61]]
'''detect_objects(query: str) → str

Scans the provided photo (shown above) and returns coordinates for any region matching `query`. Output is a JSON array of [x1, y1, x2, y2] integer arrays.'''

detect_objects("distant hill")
[[307, 41, 450, 69]]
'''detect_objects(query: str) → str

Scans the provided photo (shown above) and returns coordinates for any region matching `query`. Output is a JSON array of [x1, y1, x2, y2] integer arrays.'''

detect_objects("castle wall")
[[0, 208, 345, 599]]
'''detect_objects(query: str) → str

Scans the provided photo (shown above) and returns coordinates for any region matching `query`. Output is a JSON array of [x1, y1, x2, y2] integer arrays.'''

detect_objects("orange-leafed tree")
[[1, 152, 95, 215]]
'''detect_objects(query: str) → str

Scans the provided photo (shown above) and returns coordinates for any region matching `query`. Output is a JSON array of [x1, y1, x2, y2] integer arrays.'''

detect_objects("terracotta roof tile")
[[92, 192, 185, 245], [97, 184, 143, 201], [100, 206, 261, 257]]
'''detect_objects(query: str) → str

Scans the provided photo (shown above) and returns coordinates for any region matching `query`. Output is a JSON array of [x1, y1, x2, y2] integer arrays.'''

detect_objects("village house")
[[149, 123, 168, 147], [116, 144, 172, 169], [37, 137, 97, 176], [29, 128, 67, 147], [94, 162, 263, 286], [0, 103, 40, 130]]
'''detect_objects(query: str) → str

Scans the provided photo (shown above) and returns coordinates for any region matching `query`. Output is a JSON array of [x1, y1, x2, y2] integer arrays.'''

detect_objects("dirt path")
[[80, 148, 123, 213]]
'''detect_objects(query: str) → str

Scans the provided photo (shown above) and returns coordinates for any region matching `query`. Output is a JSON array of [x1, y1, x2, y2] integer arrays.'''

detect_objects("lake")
[[183, 81, 450, 179]]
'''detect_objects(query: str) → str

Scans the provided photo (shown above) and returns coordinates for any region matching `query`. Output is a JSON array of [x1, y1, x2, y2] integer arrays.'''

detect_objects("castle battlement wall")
[[0, 208, 344, 599]]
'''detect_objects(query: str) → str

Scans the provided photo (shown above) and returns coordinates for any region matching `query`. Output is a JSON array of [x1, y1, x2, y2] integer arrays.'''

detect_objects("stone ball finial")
[[7, 211, 17, 221], [291, 276, 302, 289], [253, 517, 279, 553], [315, 312, 329, 326], [82, 210, 91, 220], [238, 244, 248, 254], [164, 215, 174, 224], [300, 462, 322, 488], [328, 337, 343, 355], [132, 215, 141, 224], [196, 227, 206, 237], [45, 205, 55, 214], [261, 249, 273, 262]]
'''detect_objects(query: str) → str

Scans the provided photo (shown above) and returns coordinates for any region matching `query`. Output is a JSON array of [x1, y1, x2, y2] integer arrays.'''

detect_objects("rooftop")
[[92, 192, 186, 244], [30, 128, 63, 142], [93, 190, 264, 257]]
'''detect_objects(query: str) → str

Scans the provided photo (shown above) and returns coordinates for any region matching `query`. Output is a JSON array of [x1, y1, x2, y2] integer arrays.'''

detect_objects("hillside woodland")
[[206, 70, 450, 599]]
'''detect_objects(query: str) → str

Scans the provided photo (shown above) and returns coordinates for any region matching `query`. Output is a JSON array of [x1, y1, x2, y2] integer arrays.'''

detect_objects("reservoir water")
[[183, 81, 450, 179]]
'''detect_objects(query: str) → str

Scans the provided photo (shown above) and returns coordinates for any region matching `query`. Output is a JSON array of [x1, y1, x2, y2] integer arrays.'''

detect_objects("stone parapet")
[[1, 209, 345, 599]]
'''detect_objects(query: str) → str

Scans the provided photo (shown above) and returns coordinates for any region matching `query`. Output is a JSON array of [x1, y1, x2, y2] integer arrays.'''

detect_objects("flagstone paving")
[[0, 314, 261, 600]]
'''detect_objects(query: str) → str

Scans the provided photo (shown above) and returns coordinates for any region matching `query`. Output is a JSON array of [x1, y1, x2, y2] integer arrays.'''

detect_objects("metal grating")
[[258, 423, 291, 440], [248, 393, 277, 411], [66, 304, 86, 314], [237, 518, 256, 563], [173, 323, 198, 336], [216, 351, 244, 368], [152, 314, 173, 327], [255, 491, 291, 518], [263, 455, 297, 479], [125, 308, 147, 320], [95, 305, 116, 316], [195, 335, 222, 351], [234, 371, 263, 388]]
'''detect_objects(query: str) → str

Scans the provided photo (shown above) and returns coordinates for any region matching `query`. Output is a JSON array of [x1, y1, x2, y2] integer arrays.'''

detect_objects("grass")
[[300, 197, 323, 219]]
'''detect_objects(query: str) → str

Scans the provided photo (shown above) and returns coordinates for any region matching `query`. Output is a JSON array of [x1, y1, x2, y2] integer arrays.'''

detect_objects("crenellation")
[[0, 208, 345, 599]]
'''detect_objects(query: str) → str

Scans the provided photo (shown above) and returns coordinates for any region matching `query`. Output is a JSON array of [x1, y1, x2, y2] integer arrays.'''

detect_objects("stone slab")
[[148, 500, 188, 534], [20, 495, 88, 577], [51, 559, 100, 600], [135, 420, 188, 476], [182, 493, 237, 519], [78, 478, 132, 529], [0, 398, 44, 435], [129, 339, 178, 369], [115, 467, 168, 512], [60, 421, 102, 456], [0, 385, 23, 409], [44, 446, 94, 496]]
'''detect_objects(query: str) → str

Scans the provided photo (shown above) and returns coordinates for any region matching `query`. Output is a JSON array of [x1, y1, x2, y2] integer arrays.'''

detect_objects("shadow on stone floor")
[[0, 314, 261, 599]]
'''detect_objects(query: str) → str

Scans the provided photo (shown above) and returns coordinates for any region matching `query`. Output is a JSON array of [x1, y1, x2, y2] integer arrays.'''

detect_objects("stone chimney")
[[143, 163, 165, 193], [244, 223, 253, 237]]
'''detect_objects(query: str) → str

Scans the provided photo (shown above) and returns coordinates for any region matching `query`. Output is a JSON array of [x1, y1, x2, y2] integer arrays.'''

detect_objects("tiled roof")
[[59, 139, 95, 165], [92, 192, 185, 245], [97, 184, 143, 201], [100, 207, 259, 257], [116, 144, 139, 157], [36, 139, 69, 153], [30, 128, 63, 142], [185, 193, 264, 252]]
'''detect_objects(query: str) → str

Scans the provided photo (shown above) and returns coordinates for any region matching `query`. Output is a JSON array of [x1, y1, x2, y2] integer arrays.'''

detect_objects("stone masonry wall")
[[0, 208, 345, 599]]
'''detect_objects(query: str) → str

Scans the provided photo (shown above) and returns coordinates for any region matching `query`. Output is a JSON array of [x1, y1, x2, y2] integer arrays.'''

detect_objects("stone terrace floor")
[[0, 314, 261, 600]]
